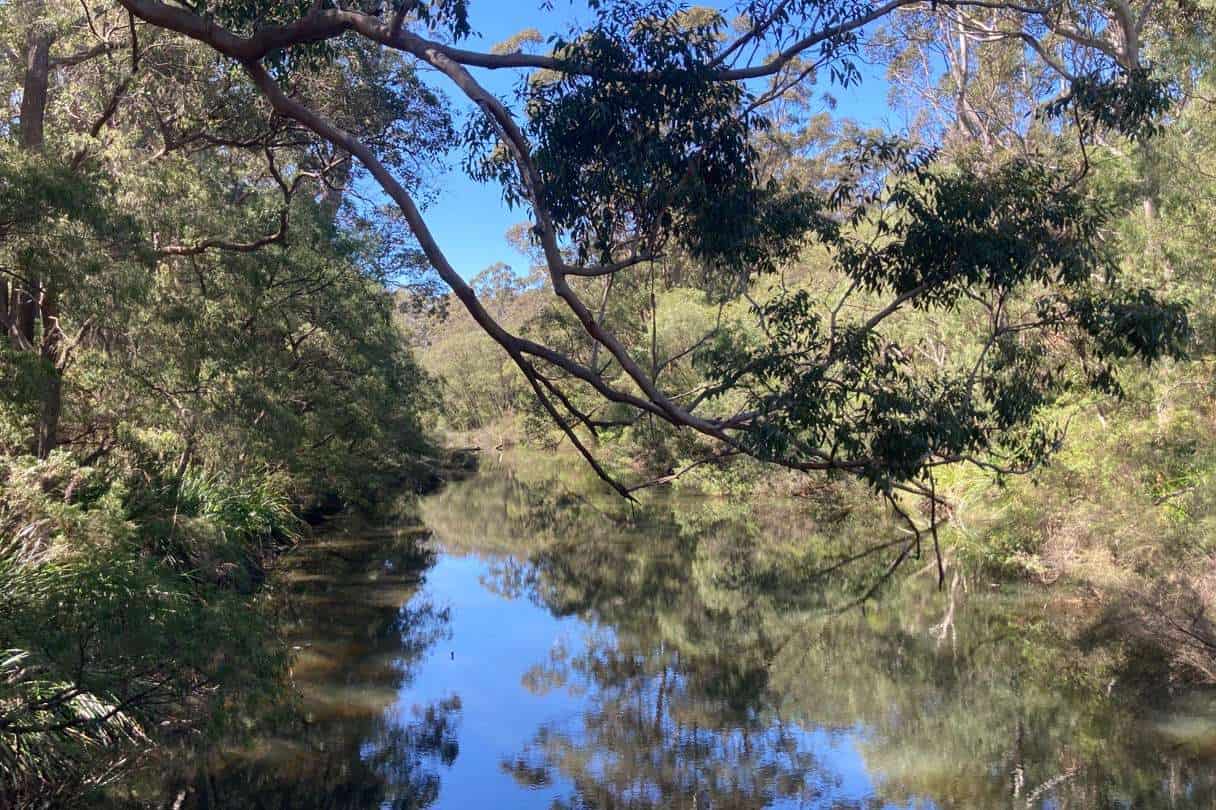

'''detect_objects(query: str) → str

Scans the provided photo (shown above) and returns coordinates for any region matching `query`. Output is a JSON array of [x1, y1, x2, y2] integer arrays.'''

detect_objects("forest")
[[0, 0, 1214, 806]]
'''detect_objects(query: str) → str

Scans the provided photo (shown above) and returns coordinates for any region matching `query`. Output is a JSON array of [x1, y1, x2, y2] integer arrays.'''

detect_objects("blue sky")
[[416, 2, 900, 281]]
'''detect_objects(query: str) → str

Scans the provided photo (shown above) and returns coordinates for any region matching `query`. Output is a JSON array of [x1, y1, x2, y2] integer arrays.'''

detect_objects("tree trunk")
[[15, 283, 37, 346], [36, 290, 62, 457], [19, 26, 50, 150], [20, 16, 62, 458], [319, 152, 353, 224]]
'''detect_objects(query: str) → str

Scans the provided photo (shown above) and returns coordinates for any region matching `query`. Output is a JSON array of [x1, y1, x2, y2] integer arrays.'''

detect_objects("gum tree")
[[111, 0, 1187, 541]]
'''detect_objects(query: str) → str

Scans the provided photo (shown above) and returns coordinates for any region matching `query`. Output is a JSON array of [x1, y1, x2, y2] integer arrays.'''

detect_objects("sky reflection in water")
[[400, 552, 887, 808]]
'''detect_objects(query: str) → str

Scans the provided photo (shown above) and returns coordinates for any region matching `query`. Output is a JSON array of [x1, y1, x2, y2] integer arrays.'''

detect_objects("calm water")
[[122, 460, 1216, 808]]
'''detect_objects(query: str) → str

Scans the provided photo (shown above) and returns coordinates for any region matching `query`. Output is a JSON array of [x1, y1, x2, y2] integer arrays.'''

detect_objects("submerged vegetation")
[[0, 0, 1214, 804]]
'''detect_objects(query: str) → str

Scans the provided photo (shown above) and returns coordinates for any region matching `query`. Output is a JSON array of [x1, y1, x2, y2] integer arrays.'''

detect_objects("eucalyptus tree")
[[870, 1, 1213, 206], [110, 0, 1187, 537], [0, 0, 135, 458], [1, 0, 451, 495], [0, 2, 455, 797]]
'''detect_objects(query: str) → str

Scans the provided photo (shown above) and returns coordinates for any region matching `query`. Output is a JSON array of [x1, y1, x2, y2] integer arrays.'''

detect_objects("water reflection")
[[128, 530, 461, 809], [119, 459, 1216, 808], [422, 460, 1216, 809]]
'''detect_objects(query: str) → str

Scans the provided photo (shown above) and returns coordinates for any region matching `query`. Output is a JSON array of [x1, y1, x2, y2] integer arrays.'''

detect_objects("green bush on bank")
[[0, 453, 292, 804]]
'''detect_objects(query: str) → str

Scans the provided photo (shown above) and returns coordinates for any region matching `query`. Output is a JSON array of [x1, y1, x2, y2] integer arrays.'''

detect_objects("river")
[[111, 457, 1216, 808]]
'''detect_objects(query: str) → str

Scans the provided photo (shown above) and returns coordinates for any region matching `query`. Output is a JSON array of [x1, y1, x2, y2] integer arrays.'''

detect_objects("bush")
[[0, 455, 290, 805]]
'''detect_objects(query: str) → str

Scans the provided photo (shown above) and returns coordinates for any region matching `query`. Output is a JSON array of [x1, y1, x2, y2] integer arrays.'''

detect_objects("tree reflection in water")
[[128, 529, 461, 810], [424, 460, 1216, 809]]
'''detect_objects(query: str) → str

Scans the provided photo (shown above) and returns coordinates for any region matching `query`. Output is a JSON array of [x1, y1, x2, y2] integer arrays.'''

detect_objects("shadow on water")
[[108, 528, 460, 809], [113, 456, 1216, 808]]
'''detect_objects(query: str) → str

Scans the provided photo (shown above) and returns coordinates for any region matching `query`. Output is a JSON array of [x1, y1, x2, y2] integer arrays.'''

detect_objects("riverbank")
[[0, 445, 479, 807]]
